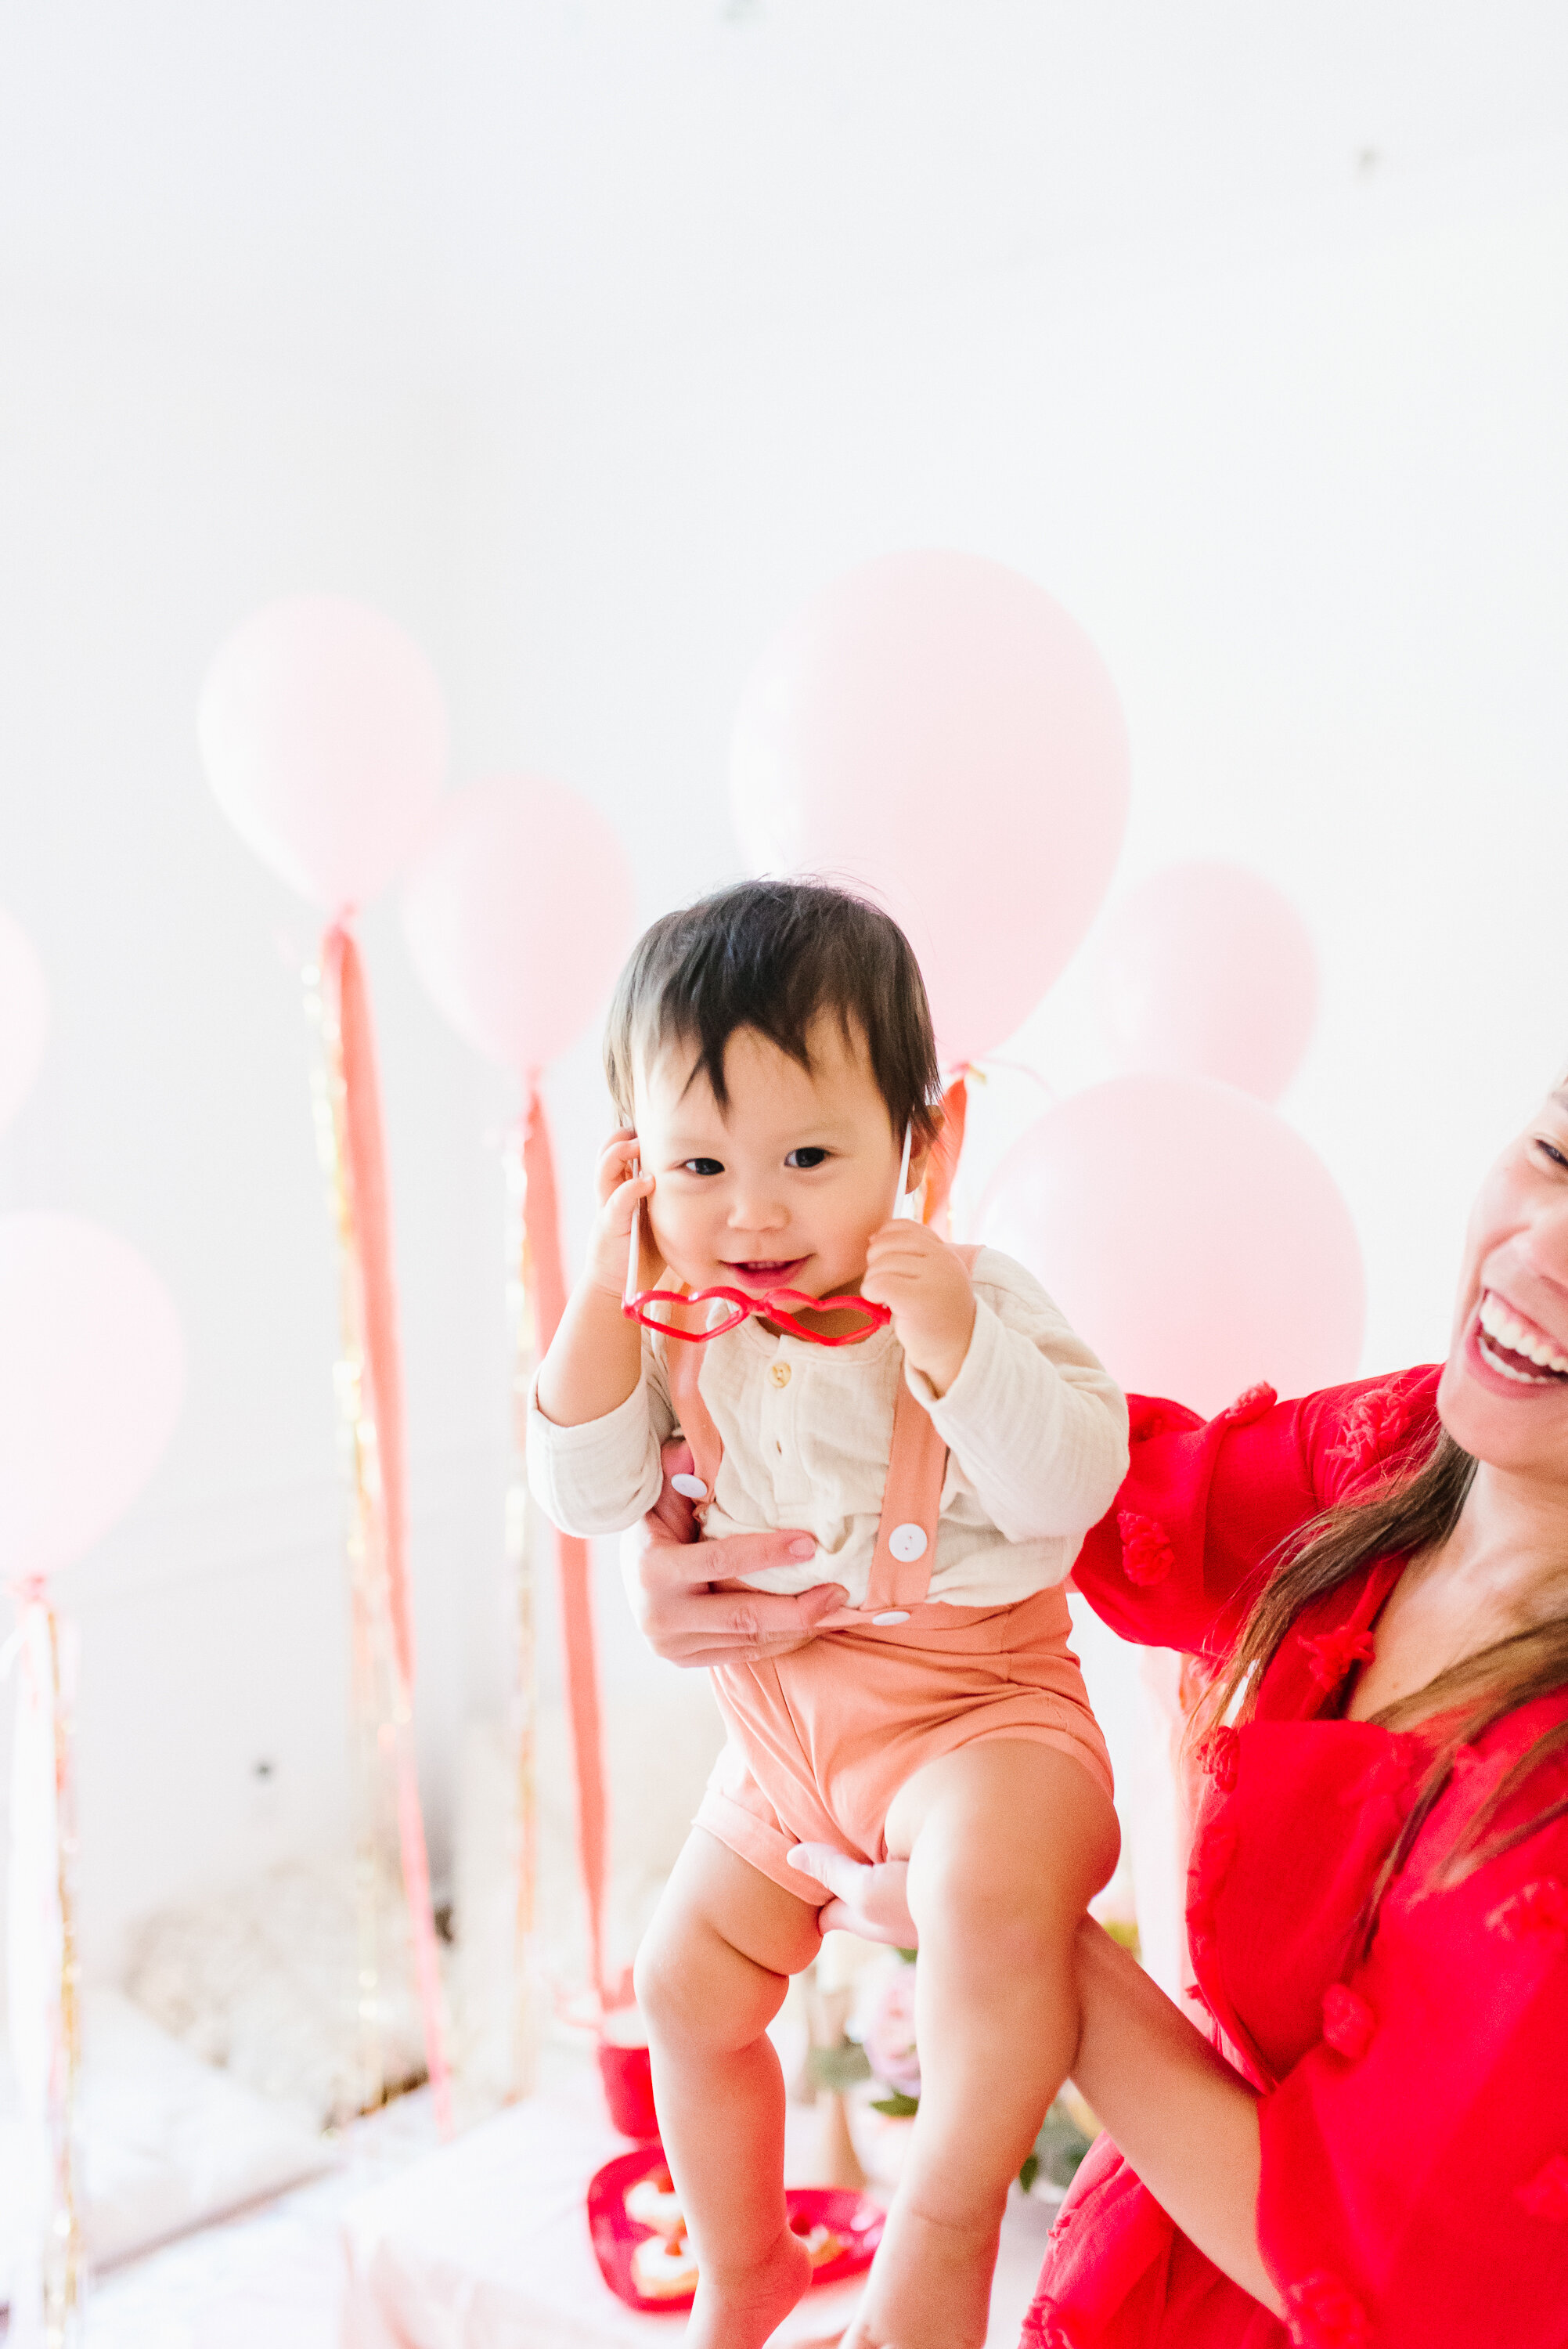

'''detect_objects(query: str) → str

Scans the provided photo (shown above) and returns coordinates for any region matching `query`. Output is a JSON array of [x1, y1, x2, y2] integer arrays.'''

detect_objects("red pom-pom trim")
[[1185, 1821, 1239, 1961], [1021, 2304, 1076, 2349], [1198, 1725, 1240, 1792], [1298, 1626, 1377, 1688], [1518, 2152, 1568, 2221], [1486, 1878, 1568, 1944], [1220, 1381, 1276, 1426], [1336, 1746, 1415, 1814], [1117, 1510, 1174, 1586], [1321, 1983, 1375, 2060], [1325, 1381, 1411, 1481], [1284, 2271, 1372, 2347]]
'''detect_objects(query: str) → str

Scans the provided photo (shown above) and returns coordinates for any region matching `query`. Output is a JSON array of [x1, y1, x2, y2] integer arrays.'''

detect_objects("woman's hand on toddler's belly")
[[788, 1846, 917, 1947], [620, 1439, 849, 1665]]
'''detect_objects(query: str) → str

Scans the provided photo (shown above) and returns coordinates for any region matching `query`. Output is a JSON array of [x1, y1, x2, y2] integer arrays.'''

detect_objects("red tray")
[[586, 2144, 885, 2315]]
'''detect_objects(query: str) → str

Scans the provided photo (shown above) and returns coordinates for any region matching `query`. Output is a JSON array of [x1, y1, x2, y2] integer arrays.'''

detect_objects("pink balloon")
[[197, 594, 448, 911], [1094, 861, 1318, 1102], [0, 1214, 186, 1580], [0, 911, 49, 1133], [402, 776, 637, 1075], [977, 1075, 1364, 1417], [730, 550, 1130, 1068]]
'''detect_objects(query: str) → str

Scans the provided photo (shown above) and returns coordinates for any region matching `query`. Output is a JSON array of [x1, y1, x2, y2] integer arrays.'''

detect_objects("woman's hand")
[[621, 1442, 849, 1665], [788, 1844, 917, 1945]]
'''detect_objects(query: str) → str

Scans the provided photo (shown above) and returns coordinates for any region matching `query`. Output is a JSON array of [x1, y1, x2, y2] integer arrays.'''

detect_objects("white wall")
[[2, 2, 1567, 1976]]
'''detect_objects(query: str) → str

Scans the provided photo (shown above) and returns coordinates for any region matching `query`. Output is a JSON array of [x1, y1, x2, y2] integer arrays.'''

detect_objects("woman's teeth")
[[1477, 1292, 1568, 1381]]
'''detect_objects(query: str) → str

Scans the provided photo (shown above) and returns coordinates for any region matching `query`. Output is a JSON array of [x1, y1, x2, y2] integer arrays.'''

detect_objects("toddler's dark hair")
[[604, 879, 943, 1146]]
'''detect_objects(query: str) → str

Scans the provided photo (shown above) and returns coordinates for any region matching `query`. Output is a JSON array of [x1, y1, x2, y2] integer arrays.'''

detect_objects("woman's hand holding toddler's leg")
[[843, 1741, 1120, 2349], [634, 1828, 824, 2349]]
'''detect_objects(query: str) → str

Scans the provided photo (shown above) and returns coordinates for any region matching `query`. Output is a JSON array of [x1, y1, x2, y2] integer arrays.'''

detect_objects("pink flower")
[[863, 1961, 921, 2096]]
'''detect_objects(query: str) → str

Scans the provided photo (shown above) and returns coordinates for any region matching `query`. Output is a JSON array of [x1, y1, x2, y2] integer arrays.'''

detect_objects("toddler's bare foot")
[[686, 2221, 813, 2349], [842, 2197, 998, 2349]]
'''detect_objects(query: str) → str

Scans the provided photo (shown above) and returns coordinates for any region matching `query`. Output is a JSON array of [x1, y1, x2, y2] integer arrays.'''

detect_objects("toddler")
[[529, 881, 1127, 2349]]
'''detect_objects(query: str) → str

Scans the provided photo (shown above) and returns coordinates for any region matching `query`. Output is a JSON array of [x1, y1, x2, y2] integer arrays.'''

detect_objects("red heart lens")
[[625, 1286, 750, 1341], [762, 1290, 892, 1346]]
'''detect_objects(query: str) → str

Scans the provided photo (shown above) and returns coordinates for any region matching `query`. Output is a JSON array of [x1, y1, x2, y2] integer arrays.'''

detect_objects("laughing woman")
[[627, 1082, 1568, 2346]]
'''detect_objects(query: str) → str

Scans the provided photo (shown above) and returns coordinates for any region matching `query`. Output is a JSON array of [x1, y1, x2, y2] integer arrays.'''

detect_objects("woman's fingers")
[[641, 1570, 847, 1647], [646, 1440, 700, 1543], [788, 1845, 917, 1947], [621, 1506, 846, 1664]]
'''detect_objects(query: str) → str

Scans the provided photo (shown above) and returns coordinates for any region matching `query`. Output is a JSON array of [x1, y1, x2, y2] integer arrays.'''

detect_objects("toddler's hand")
[[585, 1126, 656, 1300], [862, 1220, 976, 1398]]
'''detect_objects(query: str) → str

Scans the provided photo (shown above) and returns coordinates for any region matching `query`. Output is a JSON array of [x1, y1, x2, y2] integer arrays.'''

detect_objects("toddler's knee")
[[633, 1930, 688, 2039], [914, 1847, 1073, 1984], [634, 1914, 756, 2051]]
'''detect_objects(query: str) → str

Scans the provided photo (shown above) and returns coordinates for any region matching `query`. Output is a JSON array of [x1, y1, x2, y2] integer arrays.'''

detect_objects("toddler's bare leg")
[[845, 1741, 1119, 2349], [634, 1828, 824, 2349]]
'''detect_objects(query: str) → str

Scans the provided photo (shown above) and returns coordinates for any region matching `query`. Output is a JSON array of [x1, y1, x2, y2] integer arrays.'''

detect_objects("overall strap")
[[664, 1310, 725, 1509], [862, 1243, 982, 1618]]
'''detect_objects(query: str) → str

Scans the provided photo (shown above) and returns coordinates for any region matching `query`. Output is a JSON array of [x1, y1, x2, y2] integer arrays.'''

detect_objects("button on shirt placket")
[[762, 1344, 812, 1511]]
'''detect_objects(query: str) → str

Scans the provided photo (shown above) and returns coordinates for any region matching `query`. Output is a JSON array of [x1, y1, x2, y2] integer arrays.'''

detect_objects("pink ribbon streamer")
[[521, 1085, 611, 2002], [322, 922, 452, 2135]]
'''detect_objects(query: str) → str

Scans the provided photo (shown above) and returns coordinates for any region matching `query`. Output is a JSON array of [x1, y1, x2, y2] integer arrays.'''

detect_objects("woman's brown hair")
[[1200, 1426, 1568, 1940]]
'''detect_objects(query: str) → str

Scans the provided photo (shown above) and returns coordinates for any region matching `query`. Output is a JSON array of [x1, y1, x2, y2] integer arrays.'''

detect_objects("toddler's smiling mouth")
[[723, 1256, 809, 1288]]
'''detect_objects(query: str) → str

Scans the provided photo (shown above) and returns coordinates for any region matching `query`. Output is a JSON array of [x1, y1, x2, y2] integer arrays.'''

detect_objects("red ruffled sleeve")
[[1068, 1366, 1442, 1663], [1256, 1720, 1568, 2345]]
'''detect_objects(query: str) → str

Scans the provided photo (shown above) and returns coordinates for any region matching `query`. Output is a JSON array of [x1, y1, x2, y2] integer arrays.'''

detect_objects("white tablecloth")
[[339, 2076, 1057, 2349]]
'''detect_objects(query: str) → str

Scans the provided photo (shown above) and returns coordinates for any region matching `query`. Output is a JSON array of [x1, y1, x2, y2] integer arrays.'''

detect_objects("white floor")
[[79, 2091, 439, 2349], [79, 2079, 1059, 2349]]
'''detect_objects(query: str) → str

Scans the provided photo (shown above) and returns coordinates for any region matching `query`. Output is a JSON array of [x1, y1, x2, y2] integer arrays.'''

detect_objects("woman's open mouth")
[[1475, 1290, 1568, 1385]]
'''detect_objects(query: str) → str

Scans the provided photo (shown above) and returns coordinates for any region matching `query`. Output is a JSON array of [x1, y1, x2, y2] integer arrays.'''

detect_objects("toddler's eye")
[[681, 1157, 725, 1177], [1534, 1137, 1568, 1171], [785, 1147, 829, 1170]]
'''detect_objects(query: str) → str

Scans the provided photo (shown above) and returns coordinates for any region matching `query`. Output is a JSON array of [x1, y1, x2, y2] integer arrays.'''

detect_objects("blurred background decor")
[[4, 4, 1568, 2339]]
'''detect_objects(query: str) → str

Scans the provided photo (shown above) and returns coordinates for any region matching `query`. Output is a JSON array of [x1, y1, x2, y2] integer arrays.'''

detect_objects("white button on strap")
[[872, 1610, 910, 1626], [669, 1474, 708, 1501], [887, 1522, 928, 1563]]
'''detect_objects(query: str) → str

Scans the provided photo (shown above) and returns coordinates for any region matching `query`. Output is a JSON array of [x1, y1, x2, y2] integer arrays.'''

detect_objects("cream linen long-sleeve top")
[[526, 1246, 1129, 1610]]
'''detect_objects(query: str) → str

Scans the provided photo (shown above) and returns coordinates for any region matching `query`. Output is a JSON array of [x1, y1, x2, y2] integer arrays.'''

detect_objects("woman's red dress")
[[1024, 1366, 1568, 2348]]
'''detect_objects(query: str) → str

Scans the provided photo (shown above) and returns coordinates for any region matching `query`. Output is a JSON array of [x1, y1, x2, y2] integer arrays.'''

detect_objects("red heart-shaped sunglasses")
[[622, 1126, 914, 1347]]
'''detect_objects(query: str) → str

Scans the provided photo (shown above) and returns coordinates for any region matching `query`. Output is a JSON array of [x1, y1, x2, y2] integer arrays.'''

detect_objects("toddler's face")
[[633, 1015, 907, 1304]]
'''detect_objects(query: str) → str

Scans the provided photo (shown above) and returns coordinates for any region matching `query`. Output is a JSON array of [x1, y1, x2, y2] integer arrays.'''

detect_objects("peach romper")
[[528, 1245, 1126, 1907]]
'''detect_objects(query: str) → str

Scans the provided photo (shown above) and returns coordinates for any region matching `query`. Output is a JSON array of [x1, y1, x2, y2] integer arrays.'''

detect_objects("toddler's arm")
[[535, 1125, 650, 1428], [527, 1128, 672, 1536], [869, 1235, 1127, 1549]]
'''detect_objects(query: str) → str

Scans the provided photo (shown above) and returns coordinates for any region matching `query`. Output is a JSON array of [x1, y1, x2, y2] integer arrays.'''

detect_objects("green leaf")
[[808, 2044, 872, 2092], [1022, 2097, 1094, 2191], [869, 2091, 921, 2118], [1018, 2153, 1040, 2194]]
